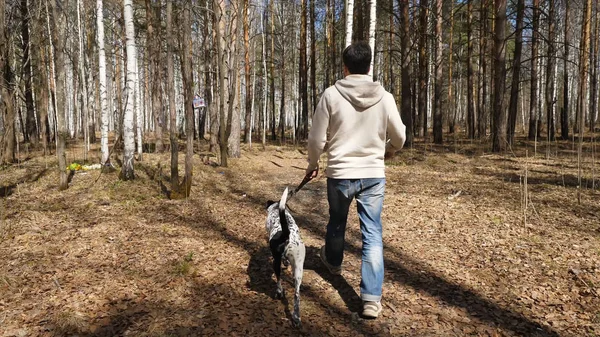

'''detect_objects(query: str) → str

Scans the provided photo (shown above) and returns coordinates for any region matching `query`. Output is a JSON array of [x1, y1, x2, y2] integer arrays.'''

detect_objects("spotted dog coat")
[[265, 188, 306, 327]]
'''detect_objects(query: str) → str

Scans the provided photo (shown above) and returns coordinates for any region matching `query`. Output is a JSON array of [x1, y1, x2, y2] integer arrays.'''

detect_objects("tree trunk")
[[578, 0, 592, 188], [433, 0, 443, 144], [477, 0, 488, 139], [146, 0, 163, 152], [467, 0, 475, 139], [345, 0, 354, 47], [180, 1, 194, 196], [0, 0, 16, 164], [279, 1, 286, 144], [300, 0, 308, 140], [202, 1, 212, 142], [399, 0, 413, 146], [243, 0, 252, 144], [507, 0, 524, 144], [97, 0, 110, 166], [215, 0, 228, 166], [34, 46, 50, 156], [261, 9, 267, 147], [447, 0, 455, 134], [368, 0, 376, 77], [528, 0, 540, 140], [21, 0, 37, 146], [545, 0, 557, 141], [49, 0, 68, 189], [121, 0, 137, 180], [167, 0, 179, 184], [227, 0, 242, 158], [325, 0, 331, 87], [270, 0, 276, 142], [310, 0, 317, 115], [77, 0, 90, 160], [418, 0, 429, 138], [561, 0, 570, 140], [491, 0, 507, 152], [589, 6, 599, 132]]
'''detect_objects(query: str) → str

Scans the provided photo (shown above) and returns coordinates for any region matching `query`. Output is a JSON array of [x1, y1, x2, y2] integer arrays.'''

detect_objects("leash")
[[287, 174, 313, 200]]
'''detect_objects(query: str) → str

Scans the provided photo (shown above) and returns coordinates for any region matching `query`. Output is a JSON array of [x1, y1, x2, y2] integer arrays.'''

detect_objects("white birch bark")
[[368, 0, 376, 77], [250, 43, 256, 148], [345, 0, 353, 47], [97, 0, 109, 165], [122, 0, 137, 179], [77, 0, 90, 159]]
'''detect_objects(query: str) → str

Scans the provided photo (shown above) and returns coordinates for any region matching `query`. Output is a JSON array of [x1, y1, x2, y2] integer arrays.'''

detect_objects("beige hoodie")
[[308, 74, 406, 179]]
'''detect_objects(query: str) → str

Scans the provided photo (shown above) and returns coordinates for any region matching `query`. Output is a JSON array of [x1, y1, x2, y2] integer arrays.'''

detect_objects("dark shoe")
[[320, 245, 342, 275]]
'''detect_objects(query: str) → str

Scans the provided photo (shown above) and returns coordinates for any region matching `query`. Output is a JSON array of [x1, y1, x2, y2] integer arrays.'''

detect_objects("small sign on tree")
[[193, 95, 205, 108]]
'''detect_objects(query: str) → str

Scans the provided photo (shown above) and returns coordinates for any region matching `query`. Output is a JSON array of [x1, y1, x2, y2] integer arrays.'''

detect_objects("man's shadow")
[[304, 245, 364, 313]]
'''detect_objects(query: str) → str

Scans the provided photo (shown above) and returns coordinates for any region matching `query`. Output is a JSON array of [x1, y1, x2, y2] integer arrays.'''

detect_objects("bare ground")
[[1, 137, 599, 336]]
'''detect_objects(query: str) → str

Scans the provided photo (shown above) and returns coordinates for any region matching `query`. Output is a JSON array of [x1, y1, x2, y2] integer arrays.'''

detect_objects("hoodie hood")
[[334, 74, 386, 109]]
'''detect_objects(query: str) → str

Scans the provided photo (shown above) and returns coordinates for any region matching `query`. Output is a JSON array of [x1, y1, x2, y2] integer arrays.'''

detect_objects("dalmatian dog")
[[265, 187, 306, 327]]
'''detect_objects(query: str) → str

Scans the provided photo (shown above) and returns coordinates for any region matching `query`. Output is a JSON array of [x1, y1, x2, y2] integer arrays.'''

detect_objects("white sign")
[[193, 96, 206, 108]]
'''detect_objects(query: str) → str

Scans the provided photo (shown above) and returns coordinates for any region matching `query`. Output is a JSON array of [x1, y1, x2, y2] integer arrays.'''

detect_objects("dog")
[[265, 187, 306, 327]]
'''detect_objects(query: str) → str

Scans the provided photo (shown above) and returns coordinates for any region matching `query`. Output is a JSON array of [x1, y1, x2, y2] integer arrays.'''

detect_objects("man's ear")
[[266, 200, 276, 209]]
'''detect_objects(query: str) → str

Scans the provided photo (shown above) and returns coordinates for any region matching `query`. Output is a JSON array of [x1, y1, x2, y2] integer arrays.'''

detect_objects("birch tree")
[[121, 0, 137, 180], [243, 0, 252, 144], [227, 1, 242, 157], [49, 0, 68, 189], [97, 0, 110, 166], [77, 0, 90, 160], [21, 0, 37, 146], [368, 0, 376, 77], [345, 0, 353, 47]]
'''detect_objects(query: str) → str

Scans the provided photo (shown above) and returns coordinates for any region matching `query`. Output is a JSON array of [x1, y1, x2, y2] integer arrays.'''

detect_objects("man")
[[306, 41, 406, 319]]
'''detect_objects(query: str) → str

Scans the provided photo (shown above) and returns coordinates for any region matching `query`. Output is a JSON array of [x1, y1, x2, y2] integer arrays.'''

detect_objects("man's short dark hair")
[[342, 41, 371, 75]]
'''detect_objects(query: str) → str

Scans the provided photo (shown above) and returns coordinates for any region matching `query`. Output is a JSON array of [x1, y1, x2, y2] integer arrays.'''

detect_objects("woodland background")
[[1, 0, 600, 336]]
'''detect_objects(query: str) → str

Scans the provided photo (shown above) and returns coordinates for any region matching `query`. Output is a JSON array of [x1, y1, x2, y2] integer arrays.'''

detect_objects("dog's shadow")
[[247, 246, 295, 324], [247, 245, 363, 322]]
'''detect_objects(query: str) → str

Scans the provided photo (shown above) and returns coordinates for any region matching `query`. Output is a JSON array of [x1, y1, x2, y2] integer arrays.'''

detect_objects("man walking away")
[[305, 41, 406, 319]]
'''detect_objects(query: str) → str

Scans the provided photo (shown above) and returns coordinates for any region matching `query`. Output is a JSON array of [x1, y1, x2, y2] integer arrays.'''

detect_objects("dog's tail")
[[279, 187, 289, 239]]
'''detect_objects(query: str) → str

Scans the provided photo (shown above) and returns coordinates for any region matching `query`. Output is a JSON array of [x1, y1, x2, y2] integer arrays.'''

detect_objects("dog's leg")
[[272, 254, 284, 299], [288, 243, 306, 327]]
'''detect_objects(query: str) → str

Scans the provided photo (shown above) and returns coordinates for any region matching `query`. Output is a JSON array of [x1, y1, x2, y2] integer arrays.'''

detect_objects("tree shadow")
[[220, 172, 561, 337], [0, 168, 48, 198]]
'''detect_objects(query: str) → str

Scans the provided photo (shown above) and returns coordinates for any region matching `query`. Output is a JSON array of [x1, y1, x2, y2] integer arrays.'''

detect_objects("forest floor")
[[1, 135, 599, 337]]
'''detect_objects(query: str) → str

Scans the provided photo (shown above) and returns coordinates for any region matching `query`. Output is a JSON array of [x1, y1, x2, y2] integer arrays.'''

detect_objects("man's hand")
[[384, 150, 396, 160], [306, 167, 319, 180]]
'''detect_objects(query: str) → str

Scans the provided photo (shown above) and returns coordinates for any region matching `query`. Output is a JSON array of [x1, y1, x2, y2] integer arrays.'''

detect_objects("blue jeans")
[[324, 178, 385, 302]]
